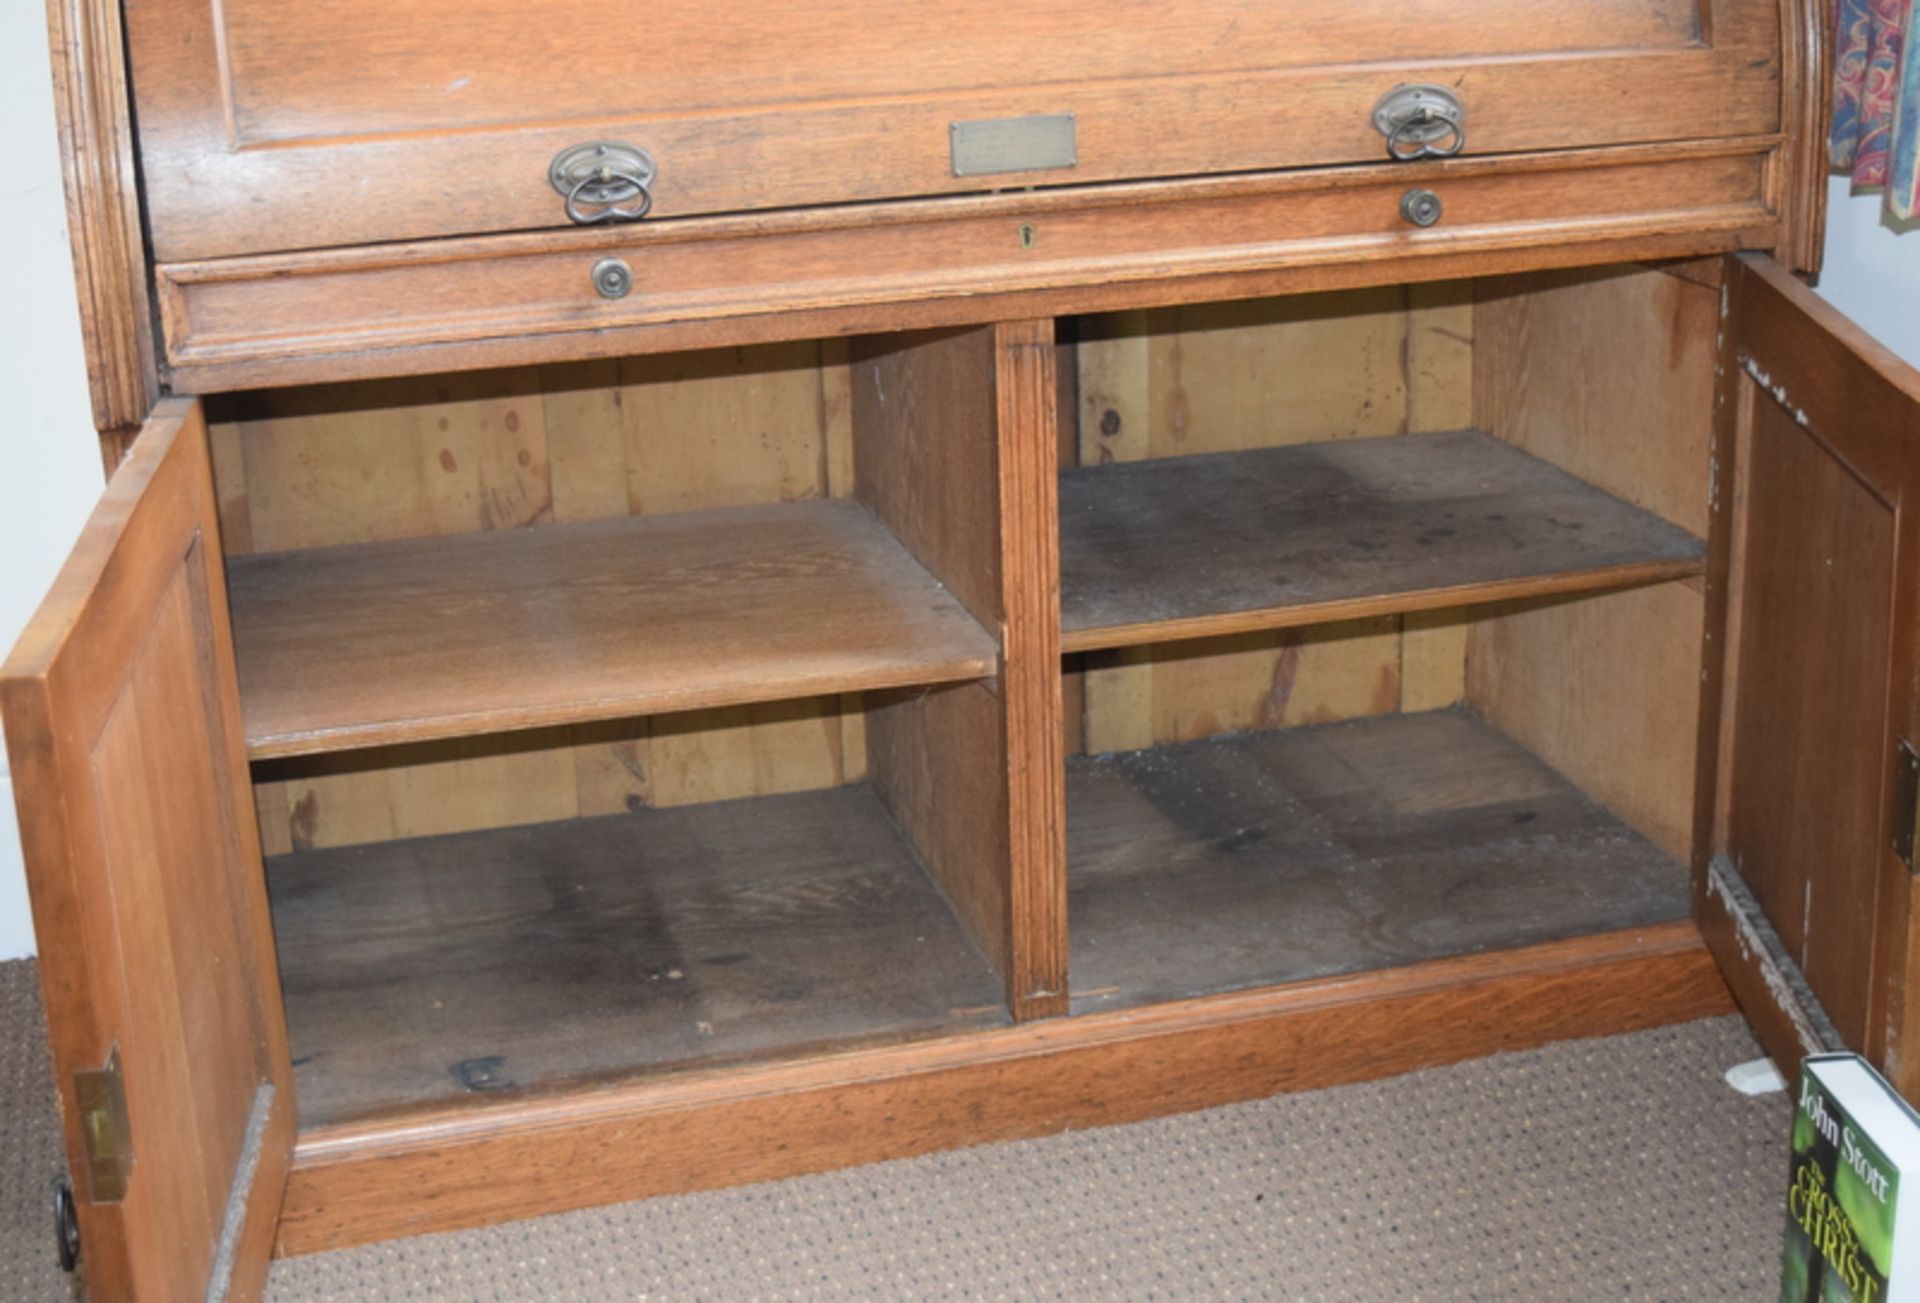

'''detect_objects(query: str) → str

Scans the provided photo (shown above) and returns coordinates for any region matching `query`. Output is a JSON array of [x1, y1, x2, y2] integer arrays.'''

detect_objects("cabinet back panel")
[[1472, 266, 1714, 536], [1068, 286, 1474, 754], [210, 345, 863, 852]]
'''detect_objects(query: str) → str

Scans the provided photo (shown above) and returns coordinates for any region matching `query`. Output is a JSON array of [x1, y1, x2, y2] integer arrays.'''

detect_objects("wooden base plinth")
[[277, 920, 1731, 1256]]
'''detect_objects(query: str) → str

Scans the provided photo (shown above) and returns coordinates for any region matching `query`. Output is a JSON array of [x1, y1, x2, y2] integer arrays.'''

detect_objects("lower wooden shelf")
[[266, 700, 1719, 1257], [1067, 708, 1692, 1012], [269, 782, 1010, 1129]]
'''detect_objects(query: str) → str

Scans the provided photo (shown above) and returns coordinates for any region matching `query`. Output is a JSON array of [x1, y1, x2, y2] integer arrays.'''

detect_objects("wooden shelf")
[[1067, 708, 1690, 1012], [228, 499, 999, 759], [269, 782, 1009, 1128], [1059, 429, 1706, 652]]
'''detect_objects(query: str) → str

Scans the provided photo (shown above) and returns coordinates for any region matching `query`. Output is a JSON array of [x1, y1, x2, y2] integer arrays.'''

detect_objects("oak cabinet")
[[11, 0, 1915, 1297]]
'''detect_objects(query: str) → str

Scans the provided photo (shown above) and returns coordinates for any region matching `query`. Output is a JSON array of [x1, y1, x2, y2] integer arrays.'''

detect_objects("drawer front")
[[158, 145, 1776, 389], [129, 0, 1783, 260]]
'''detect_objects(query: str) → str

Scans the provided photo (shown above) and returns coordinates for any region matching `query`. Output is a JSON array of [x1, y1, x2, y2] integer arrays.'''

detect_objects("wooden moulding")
[[155, 141, 1781, 392], [1774, 0, 1833, 273], [44, 0, 159, 436], [275, 921, 1732, 1256]]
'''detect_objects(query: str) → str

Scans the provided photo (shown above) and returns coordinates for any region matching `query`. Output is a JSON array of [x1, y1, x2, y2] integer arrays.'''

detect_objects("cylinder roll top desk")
[[10, 0, 1920, 1296]]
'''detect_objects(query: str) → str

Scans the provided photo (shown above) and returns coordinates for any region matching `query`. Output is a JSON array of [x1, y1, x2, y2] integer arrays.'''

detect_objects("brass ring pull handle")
[[550, 142, 656, 226], [1372, 85, 1466, 162]]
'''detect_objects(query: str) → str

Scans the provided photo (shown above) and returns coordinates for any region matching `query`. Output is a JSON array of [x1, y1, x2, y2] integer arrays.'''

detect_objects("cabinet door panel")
[[126, 0, 1782, 260], [2, 399, 293, 1300], [1702, 255, 1920, 1089]]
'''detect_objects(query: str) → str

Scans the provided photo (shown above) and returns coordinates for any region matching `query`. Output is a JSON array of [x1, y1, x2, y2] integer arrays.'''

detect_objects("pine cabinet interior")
[[218, 268, 1713, 1136], [14, 0, 1920, 1296]]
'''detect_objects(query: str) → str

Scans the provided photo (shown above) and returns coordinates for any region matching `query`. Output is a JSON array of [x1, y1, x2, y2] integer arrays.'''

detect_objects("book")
[[1783, 1053, 1920, 1302]]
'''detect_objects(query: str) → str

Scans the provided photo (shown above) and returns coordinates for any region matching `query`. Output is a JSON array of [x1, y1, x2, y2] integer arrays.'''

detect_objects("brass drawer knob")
[[1373, 85, 1466, 162], [1399, 189, 1444, 228], [592, 258, 635, 299], [550, 142, 656, 226]]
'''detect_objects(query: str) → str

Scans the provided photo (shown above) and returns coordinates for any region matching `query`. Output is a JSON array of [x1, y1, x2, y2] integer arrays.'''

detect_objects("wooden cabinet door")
[[2, 399, 293, 1300], [125, 0, 1783, 261], [1700, 255, 1920, 1093]]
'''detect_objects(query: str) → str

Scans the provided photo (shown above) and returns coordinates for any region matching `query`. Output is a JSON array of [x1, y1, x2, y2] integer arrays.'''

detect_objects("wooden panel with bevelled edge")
[[125, 0, 1781, 260], [1696, 256, 1920, 1090], [0, 399, 295, 1301]]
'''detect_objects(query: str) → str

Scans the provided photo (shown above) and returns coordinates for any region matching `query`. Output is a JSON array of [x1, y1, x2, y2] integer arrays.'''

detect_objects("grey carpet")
[[0, 957, 1789, 1300]]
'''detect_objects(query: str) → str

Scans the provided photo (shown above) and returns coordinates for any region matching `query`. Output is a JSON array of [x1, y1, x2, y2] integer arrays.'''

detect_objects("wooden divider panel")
[[854, 322, 1068, 1019]]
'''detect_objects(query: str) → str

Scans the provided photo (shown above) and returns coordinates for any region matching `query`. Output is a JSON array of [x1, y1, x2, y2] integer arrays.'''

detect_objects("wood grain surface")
[[1, 401, 293, 1300], [1468, 265, 1717, 862], [276, 921, 1730, 1255], [211, 344, 869, 851], [1067, 708, 1691, 1011], [228, 499, 996, 758], [1070, 287, 1472, 754], [269, 782, 1009, 1129], [156, 143, 1777, 391], [1060, 429, 1705, 652], [44, 0, 159, 434], [1704, 257, 1920, 1073], [125, 0, 1778, 261]]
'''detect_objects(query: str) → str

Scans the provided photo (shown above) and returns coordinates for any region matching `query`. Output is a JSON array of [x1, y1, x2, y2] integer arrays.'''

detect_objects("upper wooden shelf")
[[1059, 429, 1706, 653], [228, 499, 998, 759]]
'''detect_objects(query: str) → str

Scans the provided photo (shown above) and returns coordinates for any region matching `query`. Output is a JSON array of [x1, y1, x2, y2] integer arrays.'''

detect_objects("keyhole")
[[1018, 224, 1037, 249]]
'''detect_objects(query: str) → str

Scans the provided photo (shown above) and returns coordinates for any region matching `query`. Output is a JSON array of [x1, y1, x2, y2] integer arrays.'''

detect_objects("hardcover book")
[[1783, 1053, 1920, 1302]]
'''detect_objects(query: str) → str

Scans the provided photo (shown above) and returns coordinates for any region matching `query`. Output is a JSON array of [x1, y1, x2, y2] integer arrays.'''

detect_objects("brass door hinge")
[[1896, 741, 1920, 871], [74, 1046, 132, 1202]]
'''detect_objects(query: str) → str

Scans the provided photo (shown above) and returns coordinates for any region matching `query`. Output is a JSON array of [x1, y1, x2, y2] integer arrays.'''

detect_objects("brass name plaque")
[[949, 114, 1078, 178]]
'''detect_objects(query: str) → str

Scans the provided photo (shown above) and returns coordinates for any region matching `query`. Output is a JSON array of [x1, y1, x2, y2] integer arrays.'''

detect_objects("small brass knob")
[[592, 258, 634, 299], [1399, 189, 1443, 228]]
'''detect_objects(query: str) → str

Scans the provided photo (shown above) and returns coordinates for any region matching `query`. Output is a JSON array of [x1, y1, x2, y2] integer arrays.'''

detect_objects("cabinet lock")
[[1399, 189, 1444, 228], [592, 258, 635, 300]]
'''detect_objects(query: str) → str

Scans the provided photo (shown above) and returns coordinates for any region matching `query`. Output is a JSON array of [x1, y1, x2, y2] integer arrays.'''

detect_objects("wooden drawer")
[[126, 0, 1783, 261], [158, 144, 1777, 391]]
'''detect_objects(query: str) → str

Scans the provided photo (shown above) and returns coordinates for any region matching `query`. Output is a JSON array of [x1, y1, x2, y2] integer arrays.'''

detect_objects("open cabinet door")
[[2, 399, 294, 1300], [1700, 255, 1920, 1094]]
